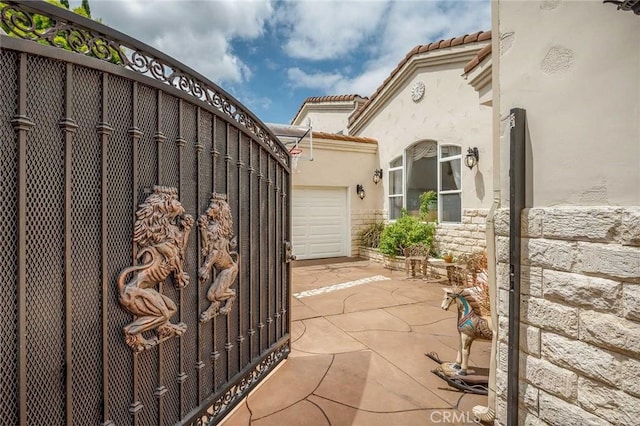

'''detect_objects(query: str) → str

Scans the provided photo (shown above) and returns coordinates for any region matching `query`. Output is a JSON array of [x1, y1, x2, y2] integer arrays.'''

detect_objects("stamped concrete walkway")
[[222, 260, 489, 426]]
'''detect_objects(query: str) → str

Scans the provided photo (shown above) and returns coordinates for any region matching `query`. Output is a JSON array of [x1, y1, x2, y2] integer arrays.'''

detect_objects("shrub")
[[358, 221, 385, 248], [378, 211, 436, 257]]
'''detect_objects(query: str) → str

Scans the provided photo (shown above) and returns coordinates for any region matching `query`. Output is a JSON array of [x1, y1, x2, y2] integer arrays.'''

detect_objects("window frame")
[[437, 144, 463, 223], [388, 156, 404, 221], [387, 142, 463, 223]]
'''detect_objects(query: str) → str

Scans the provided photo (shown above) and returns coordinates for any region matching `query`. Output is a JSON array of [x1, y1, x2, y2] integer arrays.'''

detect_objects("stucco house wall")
[[350, 41, 493, 255], [494, 2, 640, 424], [291, 95, 367, 136], [291, 135, 382, 257]]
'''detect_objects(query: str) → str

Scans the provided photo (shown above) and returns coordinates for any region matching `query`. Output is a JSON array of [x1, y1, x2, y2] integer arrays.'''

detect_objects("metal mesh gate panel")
[[1, 2, 291, 424]]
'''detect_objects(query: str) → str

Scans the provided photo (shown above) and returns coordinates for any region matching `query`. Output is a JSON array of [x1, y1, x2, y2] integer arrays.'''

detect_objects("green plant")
[[379, 210, 436, 257], [358, 221, 385, 248], [419, 191, 437, 217]]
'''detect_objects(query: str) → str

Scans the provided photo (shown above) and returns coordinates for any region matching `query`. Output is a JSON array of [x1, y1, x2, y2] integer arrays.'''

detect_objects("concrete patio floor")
[[222, 259, 490, 426]]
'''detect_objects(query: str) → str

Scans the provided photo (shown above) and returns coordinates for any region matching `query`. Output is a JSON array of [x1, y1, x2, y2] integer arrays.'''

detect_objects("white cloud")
[[86, 0, 273, 84], [287, 67, 345, 91], [274, 0, 389, 61], [282, 0, 491, 97]]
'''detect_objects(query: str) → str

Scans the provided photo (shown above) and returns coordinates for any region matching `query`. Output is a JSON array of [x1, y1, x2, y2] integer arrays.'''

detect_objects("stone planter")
[[358, 246, 406, 271]]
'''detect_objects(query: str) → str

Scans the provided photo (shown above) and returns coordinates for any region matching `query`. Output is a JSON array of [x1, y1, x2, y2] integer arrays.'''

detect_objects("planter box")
[[358, 247, 408, 271]]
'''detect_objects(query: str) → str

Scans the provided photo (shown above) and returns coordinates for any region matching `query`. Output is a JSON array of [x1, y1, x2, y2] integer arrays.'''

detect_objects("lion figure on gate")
[[198, 193, 239, 322], [118, 186, 194, 352]]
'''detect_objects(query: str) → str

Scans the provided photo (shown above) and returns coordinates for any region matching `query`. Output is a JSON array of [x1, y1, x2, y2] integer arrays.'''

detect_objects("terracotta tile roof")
[[290, 94, 368, 125], [312, 131, 377, 144], [348, 30, 491, 127], [303, 94, 366, 103], [464, 43, 492, 74]]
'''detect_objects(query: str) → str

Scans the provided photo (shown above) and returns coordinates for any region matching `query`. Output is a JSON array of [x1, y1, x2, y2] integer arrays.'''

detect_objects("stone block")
[[499, 289, 509, 317], [472, 216, 485, 224], [498, 340, 508, 372], [623, 284, 640, 321], [522, 208, 544, 238], [542, 207, 620, 242], [523, 238, 576, 271], [465, 209, 479, 217], [541, 332, 621, 386], [498, 315, 509, 343], [578, 242, 640, 281], [496, 364, 508, 398], [621, 357, 640, 397], [523, 324, 541, 356], [521, 380, 539, 412], [522, 266, 543, 297], [522, 412, 547, 426], [538, 391, 610, 426], [523, 297, 579, 338], [580, 310, 640, 356], [472, 231, 487, 240], [494, 208, 510, 237], [620, 208, 640, 246], [497, 262, 510, 291], [542, 269, 621, 312], [578, 377, 640, 425], [495, 395, 507, 426], [525, 356, 578, 400], [497, 236, 510, 263]]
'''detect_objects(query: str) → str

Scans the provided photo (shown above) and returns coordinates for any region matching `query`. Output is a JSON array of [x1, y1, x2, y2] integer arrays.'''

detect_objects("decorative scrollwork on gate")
[[198, 193, 239, 322], [0, 1, 289, 166], [118, 186, 193, 353]]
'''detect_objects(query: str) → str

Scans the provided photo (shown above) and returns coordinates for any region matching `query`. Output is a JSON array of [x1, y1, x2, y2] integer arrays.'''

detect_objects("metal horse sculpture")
[[440, 286, 493, 375]]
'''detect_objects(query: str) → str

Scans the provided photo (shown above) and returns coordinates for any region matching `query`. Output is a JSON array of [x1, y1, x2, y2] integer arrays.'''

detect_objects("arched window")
[[388, 141, 462, 223]]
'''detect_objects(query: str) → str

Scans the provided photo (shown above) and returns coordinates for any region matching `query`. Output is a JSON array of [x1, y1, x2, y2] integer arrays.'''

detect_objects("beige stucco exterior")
[[492, 2, 640, 425], [292, 98, 366, 135], [291, 135, 381, 256], [497, 0, 640, 208], [351, 42, 494, 215]]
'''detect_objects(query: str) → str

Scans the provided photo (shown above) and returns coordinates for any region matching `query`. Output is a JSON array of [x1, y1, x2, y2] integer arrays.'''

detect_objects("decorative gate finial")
[[118, 186, 193, 352], [198, 193, 239, 322]]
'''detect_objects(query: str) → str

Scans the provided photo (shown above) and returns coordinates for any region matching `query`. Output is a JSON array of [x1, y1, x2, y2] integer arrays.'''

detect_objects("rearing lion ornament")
[[118, 186, 194, 352], [198, 193, 239, 322]]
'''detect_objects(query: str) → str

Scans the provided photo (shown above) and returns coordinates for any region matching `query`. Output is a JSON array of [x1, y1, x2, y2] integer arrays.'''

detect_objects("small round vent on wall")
[[411, 81, 425, 102]]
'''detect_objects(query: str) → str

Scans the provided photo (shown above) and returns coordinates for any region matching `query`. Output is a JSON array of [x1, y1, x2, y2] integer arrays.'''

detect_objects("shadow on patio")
[[222, 260, 489, 425]]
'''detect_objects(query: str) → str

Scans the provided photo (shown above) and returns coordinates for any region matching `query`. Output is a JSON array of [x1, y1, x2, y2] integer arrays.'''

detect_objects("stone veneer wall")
[[493, 207, 640, 426], [433, 208, 489, 256], [351, 209, 386, 257]]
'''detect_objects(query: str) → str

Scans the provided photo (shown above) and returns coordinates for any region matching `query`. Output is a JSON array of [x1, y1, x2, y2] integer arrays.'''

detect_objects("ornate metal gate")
[[0, 1, 291, 424]]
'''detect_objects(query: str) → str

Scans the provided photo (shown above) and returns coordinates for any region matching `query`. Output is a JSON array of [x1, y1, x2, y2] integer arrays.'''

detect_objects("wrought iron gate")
[[0, 2, 291, 424]]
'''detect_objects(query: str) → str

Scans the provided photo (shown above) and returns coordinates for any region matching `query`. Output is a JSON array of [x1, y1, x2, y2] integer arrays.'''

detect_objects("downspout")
[[507, 108, 526, 425], [474, 7, 501, 422]]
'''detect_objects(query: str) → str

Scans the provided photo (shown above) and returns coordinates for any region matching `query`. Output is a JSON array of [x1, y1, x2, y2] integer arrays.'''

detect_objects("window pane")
[[390, 169, 403, 194], [406, 154, 437, 217], [441, 145, 461, 158], [389, 197, 403, 220], [390, 156, 402, 168], [441, 193, 461, 222], [440, 159, 461, 191]]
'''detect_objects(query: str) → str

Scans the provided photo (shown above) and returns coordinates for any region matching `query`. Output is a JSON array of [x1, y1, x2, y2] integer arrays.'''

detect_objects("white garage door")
[[292, 187, 349, 260]]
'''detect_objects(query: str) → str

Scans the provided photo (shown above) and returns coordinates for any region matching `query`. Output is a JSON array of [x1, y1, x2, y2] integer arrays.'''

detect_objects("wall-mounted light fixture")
[[465, 147, 479, 170], [356, 184, 366, 200], [373, 168, 383, 184], [603, 0, 640, 15]]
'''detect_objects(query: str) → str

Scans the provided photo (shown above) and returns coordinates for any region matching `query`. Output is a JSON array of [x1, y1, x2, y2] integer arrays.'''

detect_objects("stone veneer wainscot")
[[493, 206, 640, 426]]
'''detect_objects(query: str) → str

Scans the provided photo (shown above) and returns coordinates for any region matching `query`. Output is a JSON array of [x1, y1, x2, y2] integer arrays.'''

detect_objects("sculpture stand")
[[425, 351, 489, 395]]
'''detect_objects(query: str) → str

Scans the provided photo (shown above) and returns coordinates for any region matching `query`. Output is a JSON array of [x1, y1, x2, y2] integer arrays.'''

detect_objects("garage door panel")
[[292, 187, 348, 260]]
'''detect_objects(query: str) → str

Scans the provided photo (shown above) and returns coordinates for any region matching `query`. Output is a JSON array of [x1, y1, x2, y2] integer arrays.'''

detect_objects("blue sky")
[[79, 0, 491, 125]]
